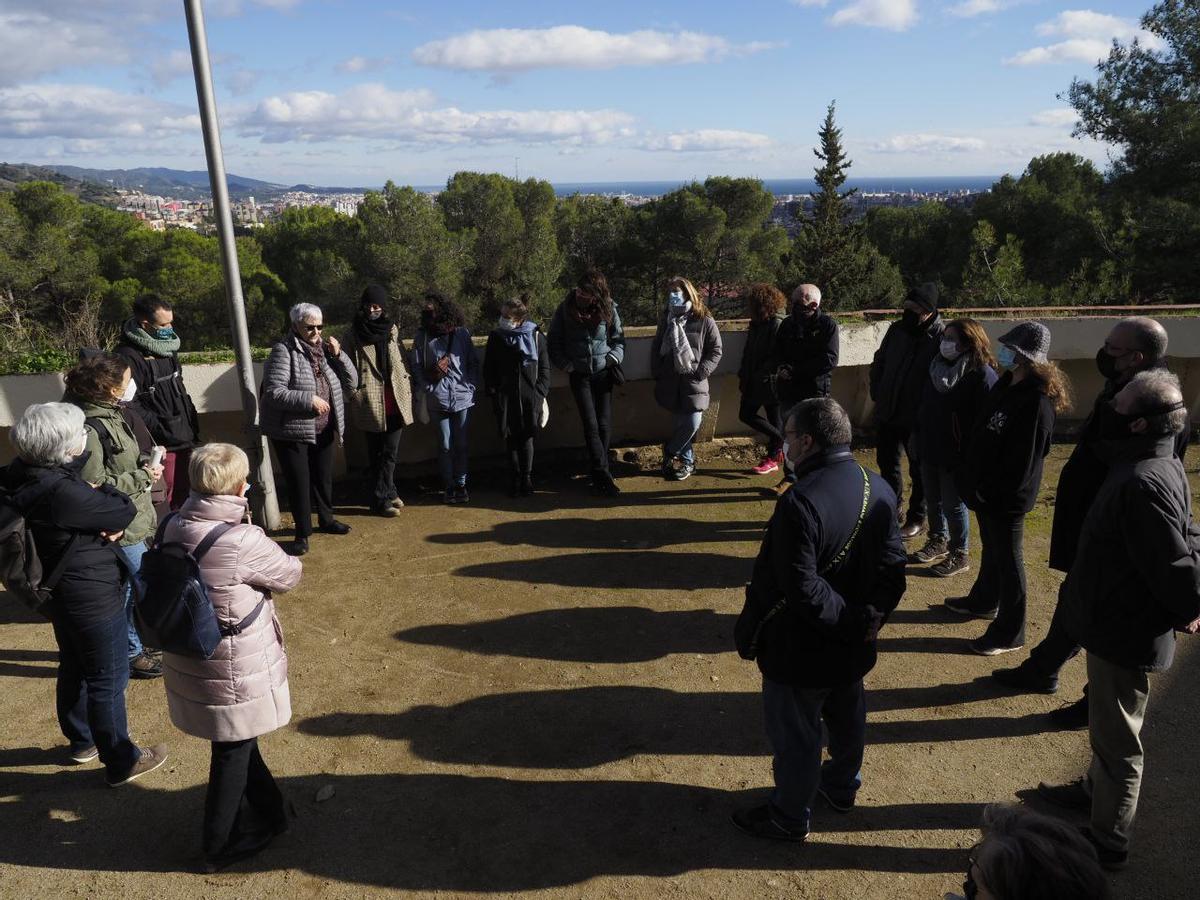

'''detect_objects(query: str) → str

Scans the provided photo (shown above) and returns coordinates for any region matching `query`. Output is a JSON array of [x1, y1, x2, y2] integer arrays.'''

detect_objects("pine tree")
[[811, 102, 856, 229]]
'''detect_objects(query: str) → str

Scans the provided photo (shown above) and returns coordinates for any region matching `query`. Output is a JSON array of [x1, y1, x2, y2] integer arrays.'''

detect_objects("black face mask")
[[1097, 406, 1139, 441], [902, 309, 924, 329], [1095, 348, 1123, 380], [420, 310, 436, 329]]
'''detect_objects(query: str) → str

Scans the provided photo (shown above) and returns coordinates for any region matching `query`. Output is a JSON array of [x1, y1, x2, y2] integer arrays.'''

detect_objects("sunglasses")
[[302, 324, 323, 332]]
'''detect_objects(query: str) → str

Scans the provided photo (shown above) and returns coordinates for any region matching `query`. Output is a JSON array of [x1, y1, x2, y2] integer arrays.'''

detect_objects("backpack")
[[0, 478, 77, 619], [83, 417, 118, 468], [135, 513, 266, 658]]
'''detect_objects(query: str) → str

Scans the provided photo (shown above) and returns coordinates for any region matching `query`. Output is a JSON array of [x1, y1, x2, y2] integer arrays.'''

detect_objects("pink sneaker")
[[752, 456, 780, 475]]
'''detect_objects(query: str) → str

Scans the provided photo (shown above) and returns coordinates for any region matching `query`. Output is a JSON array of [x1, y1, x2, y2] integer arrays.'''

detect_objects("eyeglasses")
[[302, 324, 323, 332]]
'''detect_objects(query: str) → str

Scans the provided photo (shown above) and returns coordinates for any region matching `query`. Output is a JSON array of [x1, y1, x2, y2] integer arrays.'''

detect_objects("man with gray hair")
[[1036, 370, 1199, 870], [733, 398, 906, 841], [768, 283, 839, 414], [993, 316, 1190, 726]]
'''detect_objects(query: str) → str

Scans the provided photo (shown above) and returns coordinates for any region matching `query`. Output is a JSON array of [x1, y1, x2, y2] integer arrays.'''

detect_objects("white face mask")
[[939, 340, 963, 361], [781, 441, 790, 462], [120, 378, 138, 403], [668, 290, 687, 308], [367, 309, 383, 320], [498, 317, 518, 331]]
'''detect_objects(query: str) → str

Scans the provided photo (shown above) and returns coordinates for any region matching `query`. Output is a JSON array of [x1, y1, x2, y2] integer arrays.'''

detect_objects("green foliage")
[[958, 220, 1039, 307], [866, 203, 974, 294]]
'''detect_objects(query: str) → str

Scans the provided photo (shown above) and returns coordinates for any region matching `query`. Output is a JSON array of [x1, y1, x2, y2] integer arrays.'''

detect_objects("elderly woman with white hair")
[[159, 442, 303, 872], [260, 302, 358, 556], [2, 402, 168, 786]]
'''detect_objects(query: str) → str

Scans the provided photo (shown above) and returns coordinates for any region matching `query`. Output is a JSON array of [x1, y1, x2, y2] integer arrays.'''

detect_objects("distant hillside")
[[45, 165, 288, 200], [0, 162, 121, 205]]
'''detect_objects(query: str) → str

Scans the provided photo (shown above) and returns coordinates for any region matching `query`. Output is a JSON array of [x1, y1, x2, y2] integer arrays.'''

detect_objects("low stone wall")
[[1, 316, 1198, 475]]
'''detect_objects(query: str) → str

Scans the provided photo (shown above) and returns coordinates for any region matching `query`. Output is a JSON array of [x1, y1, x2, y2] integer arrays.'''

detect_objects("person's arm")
[[409, 332, 428, 391], [261, 343, 313, 412], [869, 326, 891, 401], [1121, 478, 1200, 627], [461, 329, 481, 387], [327, 346, 358, 393], [482, 333, 500, 396], [869, 504, 908, 622], [825, 317, 840, 374], [547, 304, 570, 371], [775, 497, 849, 629], [795, 316, 838, 380], [977, 396, 1053, 504], [51, 479, 137, 534], [536, 332, 551, 397], [234, 526, 304, 594], [649, 321, 665, 380], [606, 305, 625, 366], [695, 317, 723, 380], [79, 425, 152, 497]]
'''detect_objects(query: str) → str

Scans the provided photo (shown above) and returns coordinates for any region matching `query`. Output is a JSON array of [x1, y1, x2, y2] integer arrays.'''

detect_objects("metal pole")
[[183, 0, 280, 529]]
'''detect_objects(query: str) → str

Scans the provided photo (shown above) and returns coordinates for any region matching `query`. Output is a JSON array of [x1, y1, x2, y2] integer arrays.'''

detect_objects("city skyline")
[[0, 1, 1158, 185]]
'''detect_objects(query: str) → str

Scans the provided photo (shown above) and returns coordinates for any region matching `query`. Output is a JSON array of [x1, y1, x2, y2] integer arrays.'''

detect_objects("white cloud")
[[148, 50, 195, 88], [1029, 108, 1080, 127], [830, 0, 918, 31], [947, 0, 1005, 18], [0, 13, 124, 85], [1005, 9, 1165, 66], [641, 129, 773, 152], [0, 84, 199, 140], [790, 0, 831, 6], [335, 56, 392, 75], [242, 83, 635, 145], [873, 133, 987, 153], [412, 26, 775, 72]]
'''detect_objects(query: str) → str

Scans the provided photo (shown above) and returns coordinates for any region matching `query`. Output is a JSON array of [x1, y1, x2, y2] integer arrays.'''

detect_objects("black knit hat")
[[360, 284, 389, 308], [905, 282, 938, 313]]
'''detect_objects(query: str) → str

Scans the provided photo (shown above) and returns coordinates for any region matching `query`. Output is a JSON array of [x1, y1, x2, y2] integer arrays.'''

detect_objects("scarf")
[[569, 290, 606, 329], [300, 339, 332, 432], [929, 353, 971, 395], [499, 319, 539, 362], [353, 311, 393, 382], [660, 308, 697, 375], [121, 317, 181, 357]]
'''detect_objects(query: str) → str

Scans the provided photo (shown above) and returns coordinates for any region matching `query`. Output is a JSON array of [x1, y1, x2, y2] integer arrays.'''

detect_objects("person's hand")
[[1182, 615, 1200, 635], [312, 396, 331, 415], [144, 463, 164, 482], [436, 356, 451, 375], [100, 530, 124, 543], [864, 605, 884, 642], [777, 365, 792, 381], [325, 336, 341, 357]]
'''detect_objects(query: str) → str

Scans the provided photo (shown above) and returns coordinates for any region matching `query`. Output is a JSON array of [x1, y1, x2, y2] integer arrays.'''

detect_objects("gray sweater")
[[260, 334, 358, 444]]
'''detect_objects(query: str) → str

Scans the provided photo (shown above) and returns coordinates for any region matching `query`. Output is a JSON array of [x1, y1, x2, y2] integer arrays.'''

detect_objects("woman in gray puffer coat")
[[260, 303, 358, 556], [650, 276, 723, 481]]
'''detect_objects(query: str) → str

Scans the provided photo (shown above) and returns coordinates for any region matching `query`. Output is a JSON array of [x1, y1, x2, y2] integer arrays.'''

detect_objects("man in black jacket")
[[115, 293, 201, 510], [733, 399, 906, 841], [768, 284, 840, 411], [868, 283, 944, 539], [992, 318, 1189, 725], [1035, 371, 1200, 871]]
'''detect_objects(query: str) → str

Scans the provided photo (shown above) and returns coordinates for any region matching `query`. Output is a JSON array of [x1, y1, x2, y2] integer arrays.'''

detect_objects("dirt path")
[[0, 447, 1195, 898]]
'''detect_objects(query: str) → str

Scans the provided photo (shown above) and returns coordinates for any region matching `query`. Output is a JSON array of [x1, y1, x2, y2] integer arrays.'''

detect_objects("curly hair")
[[1029, 360, 1073, 414], [64, 353, 130, 405], [421, 290, 467, 330], [740, 283, 787, 322], [945, 318, 997, 371]]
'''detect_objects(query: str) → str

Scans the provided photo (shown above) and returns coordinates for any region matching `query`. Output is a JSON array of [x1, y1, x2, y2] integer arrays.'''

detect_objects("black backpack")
[[135, 513, 266, 658], [0, 478, 77, 619]]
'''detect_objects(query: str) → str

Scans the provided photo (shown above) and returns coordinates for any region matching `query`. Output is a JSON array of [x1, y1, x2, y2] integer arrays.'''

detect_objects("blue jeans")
[[921, 462, 970, 553], [120, 541, 148, 659], [52, 609, 139, 780], [763, 676, 866, 828], [664, 411, 703, 466], [435, 408, 471, 489]]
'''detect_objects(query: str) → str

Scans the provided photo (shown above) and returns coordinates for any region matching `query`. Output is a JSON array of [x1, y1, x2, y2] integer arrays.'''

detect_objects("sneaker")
[[676, 462, 694, 481], [930, 550, 971, 577], [455, 486, 470, 504], [69, 745, 99, 765], [1048, 695, 1089, 731], [899, 520, 926, 541], [730, 805, 809, 843], [107, 743, 169, 788], [1079, 826, 1129, 872], [751, 456, 780, 476], [992, 662, 1058, 695], [908, 537, 949, 564], [318, 520, 351, 535], [662, 458, 681, 481], [373, 505, 400, 518], [1036, 778, 1091, 810], [390, 497, 405, 509], [129, 652, 162, 680], [943, 596, 998, 620], [968, 637, 1024, 656], [816, 786, 855, 813]]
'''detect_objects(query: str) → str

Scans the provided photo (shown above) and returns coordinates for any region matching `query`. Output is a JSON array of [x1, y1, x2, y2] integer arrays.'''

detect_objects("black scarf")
[[353, 311, 393, 382]]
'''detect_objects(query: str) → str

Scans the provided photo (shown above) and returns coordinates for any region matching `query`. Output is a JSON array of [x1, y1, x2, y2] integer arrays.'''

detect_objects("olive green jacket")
[[75, 398, 157, 546]]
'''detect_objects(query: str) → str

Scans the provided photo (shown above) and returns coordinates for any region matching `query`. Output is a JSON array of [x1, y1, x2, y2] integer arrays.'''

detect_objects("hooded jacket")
[[869, 313, 945, 427]]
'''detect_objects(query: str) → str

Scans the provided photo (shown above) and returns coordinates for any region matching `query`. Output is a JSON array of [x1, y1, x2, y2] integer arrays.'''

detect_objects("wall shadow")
[[397, 607, 736, 663], [454, 551, 751, 591], [0, 769, 970, 888], [426, 517, 766, 551]]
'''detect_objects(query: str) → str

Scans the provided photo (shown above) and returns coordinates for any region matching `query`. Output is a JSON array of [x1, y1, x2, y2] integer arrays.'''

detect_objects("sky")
[[0, 0, 1162, 187]]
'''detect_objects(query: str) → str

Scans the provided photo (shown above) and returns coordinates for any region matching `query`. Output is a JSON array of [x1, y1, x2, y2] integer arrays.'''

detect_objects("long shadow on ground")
[[426, 516, 767, 551], [453, 550, 752, 591]]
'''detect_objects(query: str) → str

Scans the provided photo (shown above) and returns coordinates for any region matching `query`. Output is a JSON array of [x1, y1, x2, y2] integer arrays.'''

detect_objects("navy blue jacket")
[[913, 363, 998, 469], [737, 446, 907, 687]]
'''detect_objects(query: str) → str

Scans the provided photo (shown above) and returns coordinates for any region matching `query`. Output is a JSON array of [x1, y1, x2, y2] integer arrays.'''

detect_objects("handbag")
[[608, 361, 626, 386]]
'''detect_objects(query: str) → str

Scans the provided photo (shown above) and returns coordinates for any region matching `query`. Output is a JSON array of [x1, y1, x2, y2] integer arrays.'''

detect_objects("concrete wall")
[[2, 316, 1198, 473]]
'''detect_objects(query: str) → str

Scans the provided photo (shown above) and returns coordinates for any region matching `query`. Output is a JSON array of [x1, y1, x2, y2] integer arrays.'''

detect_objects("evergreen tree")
[[811, 102, 856, 230]]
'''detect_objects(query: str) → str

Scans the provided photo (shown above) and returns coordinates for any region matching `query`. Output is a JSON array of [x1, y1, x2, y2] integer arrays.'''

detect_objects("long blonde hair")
[[666, 276, 710, 319]]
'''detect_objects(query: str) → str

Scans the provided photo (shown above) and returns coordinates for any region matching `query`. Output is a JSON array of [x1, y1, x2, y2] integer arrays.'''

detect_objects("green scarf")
[[122, 318, 181, 357]]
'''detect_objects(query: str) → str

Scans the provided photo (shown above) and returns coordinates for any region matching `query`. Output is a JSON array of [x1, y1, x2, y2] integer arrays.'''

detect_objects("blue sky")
[[0, 1, 1161, 187]]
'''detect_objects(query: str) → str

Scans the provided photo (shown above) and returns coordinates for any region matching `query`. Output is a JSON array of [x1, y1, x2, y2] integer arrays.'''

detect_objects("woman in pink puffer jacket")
[[159, 443, 302, 872]]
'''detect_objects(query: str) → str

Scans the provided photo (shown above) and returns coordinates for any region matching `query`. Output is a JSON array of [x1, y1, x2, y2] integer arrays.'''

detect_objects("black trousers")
[[363, 416, 403, 511], [738, 395, 783, 455], [966, 510, 1028, 648], [271, 428, 336, 537], [1028, 583, 1083, 677], [569, 371, 613, 474], [875, 423, 925, 523], [506, 433, 535, 477], [203, 737, 285, 859]]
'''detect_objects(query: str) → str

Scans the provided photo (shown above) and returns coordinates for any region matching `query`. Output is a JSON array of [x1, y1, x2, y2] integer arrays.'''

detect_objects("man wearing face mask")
[[868, 283, 944, 540], [768, 284, 840, 415], [733, 399, 906, 842], [1035, 371, 1200, 871], [992, 317, 1189, 727], [115, 294, 202, 510]]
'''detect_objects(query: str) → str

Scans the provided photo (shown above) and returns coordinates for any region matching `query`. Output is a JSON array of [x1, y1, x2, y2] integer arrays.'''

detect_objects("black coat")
[[869, 314, 944, 427], [737, 315, 783, 407], [766, 312, 839, 406], [2, 454, 136, 626], [736, 446, 907, 687], [1062, 435, 1200, 672], [912, 363, 999, 469], [1048, 372, 1191, 572], [114, 343, 201, 450], [956, 372, 1056, 516], [483, 329, 551, 439]]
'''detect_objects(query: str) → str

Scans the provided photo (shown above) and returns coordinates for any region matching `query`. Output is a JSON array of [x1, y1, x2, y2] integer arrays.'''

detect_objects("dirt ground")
[[0, 444, 1197, 899]]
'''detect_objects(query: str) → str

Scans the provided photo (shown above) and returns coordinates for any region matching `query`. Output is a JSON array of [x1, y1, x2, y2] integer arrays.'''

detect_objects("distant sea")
[[540, 176, 1000, 198]]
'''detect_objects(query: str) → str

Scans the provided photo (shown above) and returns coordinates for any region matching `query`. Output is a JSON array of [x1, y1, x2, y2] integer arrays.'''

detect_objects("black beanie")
[[360, 284, 389, 308], [905, 282, 938, 313]]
